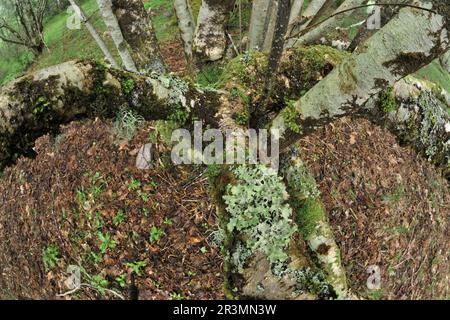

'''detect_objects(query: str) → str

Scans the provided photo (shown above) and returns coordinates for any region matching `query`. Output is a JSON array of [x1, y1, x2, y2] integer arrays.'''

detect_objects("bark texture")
[[0, 60, 226, 171], [287, 0, 366, 47], [68, 0, 118, 68], [96, 0, 137, 72], [193, 0, 236, 62], [273, 2, 449, 145], [174, 0, 196, 62], [262, 0, 278, 53], [248, 0, 272, 51], [112, 0, 167, 74]]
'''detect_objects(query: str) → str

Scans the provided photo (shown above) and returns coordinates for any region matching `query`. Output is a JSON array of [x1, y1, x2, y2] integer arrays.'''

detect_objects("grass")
[[0, 0, 177, 85]]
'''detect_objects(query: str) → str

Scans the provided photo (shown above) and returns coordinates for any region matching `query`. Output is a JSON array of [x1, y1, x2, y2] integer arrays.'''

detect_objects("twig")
[[57, 283, 125, 300], [226, 33, 240, 56]]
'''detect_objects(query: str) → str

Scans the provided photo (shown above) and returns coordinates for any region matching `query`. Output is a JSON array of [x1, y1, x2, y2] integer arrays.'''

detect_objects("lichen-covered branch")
[[287, 0, 366, 48], [363, 77, 450, 179], [272, 2, 449, 154], [282, 150, 349, 298], [440, 50, 450, 73], [248, 0, 272, 51], [0, 60, 225, 171]]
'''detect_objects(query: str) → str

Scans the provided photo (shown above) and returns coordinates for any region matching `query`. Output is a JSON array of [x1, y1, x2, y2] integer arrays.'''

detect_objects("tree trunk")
[[67, 0, 119, 68], [248, 0, 272, 51], [96, 0, 137, 72], [192, 0, 236, 62], [347, 1, 400, 53], [111, 0, 167, 74], [259, 0, 292, 112], [286, 0, 304, 37], [262, 0, 278, 53], [173, 0, 196, 64]]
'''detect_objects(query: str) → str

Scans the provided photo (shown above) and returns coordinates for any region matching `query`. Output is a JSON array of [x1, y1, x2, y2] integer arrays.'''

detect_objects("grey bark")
[[272, 2, 449, 175], [173, 0, 196, 62], [193, 0, 236, 62], [439, 50, 450, 73], [67, 0, 118, 68], [248, 0, 272, 51], [96, 0, 137, 72], [287, 0, 366, 48], [262, 0, 278, 53], [363, 78, 450, 178], [112, 0, 167, 74]]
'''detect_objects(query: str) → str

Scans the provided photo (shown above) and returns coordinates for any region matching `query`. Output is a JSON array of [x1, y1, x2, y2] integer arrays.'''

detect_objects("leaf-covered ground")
[[0, 115, 448, 299], [0, 119, 224, 300], [300, 117, 450, 300]]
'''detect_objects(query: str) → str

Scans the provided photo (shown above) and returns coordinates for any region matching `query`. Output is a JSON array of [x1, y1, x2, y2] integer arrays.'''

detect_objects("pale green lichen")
[[223, 165, 297, 266]]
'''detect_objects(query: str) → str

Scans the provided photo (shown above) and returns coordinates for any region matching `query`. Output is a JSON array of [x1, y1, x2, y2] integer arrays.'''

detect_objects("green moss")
[[196, 64, 224, 88], [207, 164, 222, 185], [32, 97, 51, 115], [296, 198, 326, 239], [282, 101, 303, 134], [217, 46, 349, 115], [379, 87, 398, 113], [218, 51, 268, 90], [234, 111, 250, 126], [168, 105, 190, 125], [366, 289, 384, 300], [122, 78, 135, 94]]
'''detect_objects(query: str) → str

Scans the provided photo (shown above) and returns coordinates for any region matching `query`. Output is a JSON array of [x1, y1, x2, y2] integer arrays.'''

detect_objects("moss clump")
[[32, 96, 51, 115], [282, 101, 303, 134], [122, 78, 135, 94], [296, 198, 326, 239], [217, 46, 348, 115], [234, 111, 250, 126], [379, 86, 398, 113], [168, 105, 190, 125]]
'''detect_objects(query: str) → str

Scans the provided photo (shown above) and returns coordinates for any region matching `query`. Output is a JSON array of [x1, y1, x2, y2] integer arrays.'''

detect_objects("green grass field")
[[0, 0, 448, 93], [0, 0, 177, 85]]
